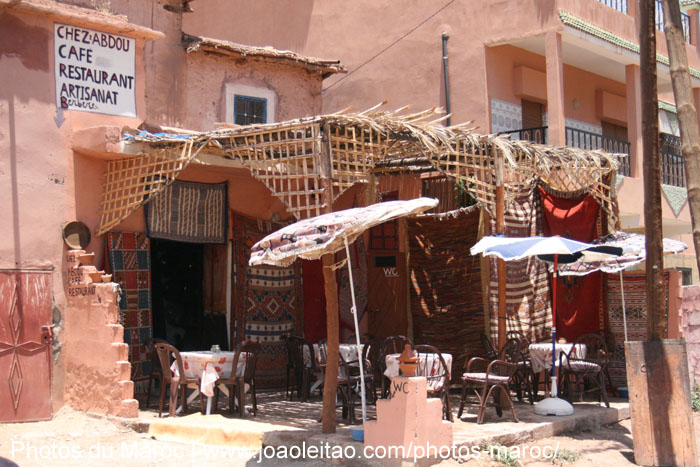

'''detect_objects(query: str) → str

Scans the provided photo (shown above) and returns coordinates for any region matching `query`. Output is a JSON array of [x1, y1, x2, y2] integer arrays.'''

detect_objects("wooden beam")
[[319, 123, 340, 434], [495, 147, 507, 350]]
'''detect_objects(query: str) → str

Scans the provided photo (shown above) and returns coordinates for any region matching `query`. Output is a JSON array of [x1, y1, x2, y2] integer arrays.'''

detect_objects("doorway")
[[151, 239, 229, 351]]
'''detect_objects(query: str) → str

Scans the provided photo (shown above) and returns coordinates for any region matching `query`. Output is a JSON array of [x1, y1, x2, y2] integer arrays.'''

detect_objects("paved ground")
[[0, 390, 643, 467]]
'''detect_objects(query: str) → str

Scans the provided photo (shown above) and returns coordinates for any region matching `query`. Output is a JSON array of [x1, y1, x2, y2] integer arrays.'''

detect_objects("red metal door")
[[0, 270, 53, 422]]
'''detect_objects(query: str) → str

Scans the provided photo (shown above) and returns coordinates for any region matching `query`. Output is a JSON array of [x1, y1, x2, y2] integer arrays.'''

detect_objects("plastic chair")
[[145, 337, 168, 408], [214, 340, 262, 416], [154, 343, 204, 417]]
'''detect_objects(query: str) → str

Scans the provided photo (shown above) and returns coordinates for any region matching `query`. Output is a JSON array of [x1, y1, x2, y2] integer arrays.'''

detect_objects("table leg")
[[206, 395, 213, 415]]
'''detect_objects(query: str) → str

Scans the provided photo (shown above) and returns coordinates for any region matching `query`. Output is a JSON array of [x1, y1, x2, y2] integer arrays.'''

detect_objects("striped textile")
[[488, 188, 552, 344], [145, 180, 227, 244], [407, 206, 484, 378], [231, 213, 303, 389]]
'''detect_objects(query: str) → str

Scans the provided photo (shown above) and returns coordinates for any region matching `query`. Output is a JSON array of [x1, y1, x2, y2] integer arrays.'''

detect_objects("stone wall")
[[62, 250, 138, 417], [681, 285, 700, 388]]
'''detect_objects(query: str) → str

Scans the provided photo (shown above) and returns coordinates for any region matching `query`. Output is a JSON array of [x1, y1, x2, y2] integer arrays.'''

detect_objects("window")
[[224, 83, 276, 125], [677, 267, 693, 286], [369, 191, 399, 251], [234, 95, 266, 125]]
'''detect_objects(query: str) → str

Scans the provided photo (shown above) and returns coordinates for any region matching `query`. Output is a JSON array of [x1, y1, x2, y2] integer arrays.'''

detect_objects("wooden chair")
[[378, 335, 412, 397], [413, 344, 453, 422], [458, 356, 518, 424], [479, 333, 498, 361], [154, 343, 204, 417], [214, 340, 262, 416], [145, 337, 168, 408], [499, 337, 535, 404], [559, 333, 610, 408]]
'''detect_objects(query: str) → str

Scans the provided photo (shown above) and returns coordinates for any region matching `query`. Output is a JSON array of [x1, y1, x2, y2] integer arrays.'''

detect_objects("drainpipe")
[[442, 32, 451, 127]]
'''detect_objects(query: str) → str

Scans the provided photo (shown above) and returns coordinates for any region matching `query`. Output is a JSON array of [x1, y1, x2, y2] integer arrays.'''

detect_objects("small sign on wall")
[[54, 23, 136, 116]]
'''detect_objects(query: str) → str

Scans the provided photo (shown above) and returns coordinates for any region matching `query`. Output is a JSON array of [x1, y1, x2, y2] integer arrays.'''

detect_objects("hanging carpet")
[[488, 188, 552, 344], [231, 213, 303, 389], [408, 206, 483, 378], [606, 271, 670, 388], [145, 180, 227, 244], [539, 186, 603, 341], [105, 232, 152, 388]]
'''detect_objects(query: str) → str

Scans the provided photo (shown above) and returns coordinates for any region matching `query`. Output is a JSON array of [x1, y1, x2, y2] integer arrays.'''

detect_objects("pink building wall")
[[1, 0, 327, 415]]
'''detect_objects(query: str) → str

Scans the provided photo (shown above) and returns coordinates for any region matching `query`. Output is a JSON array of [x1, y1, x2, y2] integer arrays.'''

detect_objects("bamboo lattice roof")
[[97, 106, 622, 235]]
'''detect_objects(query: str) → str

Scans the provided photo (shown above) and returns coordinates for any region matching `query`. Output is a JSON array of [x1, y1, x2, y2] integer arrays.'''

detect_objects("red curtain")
[[539, 187, 602, 341], [301, 259, 327, 343]]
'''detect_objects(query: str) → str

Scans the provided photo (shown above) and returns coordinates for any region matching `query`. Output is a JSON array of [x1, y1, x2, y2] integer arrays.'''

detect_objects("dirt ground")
[[1, 408, 698, 467]]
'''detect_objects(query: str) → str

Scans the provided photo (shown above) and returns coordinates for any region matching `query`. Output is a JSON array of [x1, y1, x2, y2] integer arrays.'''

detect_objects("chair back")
[[283, 335, 305, 371], [234, 340, 262, 384], [146, 337, 169, 375], [499, 337, 529, 366], [154, 342, 183, 384], [573, 333, 608, 367], [479, 333, 498, 361], [413, 344, 450, 392], [506, 330, 531, 351]]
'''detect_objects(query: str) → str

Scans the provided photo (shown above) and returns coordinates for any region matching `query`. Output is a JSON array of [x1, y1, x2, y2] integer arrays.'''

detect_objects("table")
[[528, 343, 586, 374], [384, 352, 453, 390], [171, 350, 247, 415]]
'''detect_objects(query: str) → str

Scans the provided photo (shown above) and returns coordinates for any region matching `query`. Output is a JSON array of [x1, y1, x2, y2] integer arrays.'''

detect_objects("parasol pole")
[[344, 236, 367, 423], [551, 254, 559, 397], [620, 273, 629, 342]]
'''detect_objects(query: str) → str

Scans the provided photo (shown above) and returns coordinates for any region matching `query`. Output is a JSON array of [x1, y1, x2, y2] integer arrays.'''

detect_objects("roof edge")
[[0, 0, 164, 40]]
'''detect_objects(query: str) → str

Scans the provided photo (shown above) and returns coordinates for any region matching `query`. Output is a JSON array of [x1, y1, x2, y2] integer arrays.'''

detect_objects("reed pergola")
[[99, 105, 621, 432], [98, 105, 621, 235]]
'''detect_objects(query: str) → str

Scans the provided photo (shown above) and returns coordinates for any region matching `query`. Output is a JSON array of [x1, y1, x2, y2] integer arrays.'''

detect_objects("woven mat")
[[105, 232, 152, 388], [146, 180, 227, 244], [408, 206, 483, 378], [231, 213, 303, 389], [605, 271, 670, 388]]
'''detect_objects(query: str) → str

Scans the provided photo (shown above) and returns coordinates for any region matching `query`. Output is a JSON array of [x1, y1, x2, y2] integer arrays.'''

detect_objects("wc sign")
[[383, 267, 399, 277]]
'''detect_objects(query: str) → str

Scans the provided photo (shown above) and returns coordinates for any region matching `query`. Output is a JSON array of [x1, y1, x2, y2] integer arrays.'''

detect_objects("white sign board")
[[54, 23, 136, 117]]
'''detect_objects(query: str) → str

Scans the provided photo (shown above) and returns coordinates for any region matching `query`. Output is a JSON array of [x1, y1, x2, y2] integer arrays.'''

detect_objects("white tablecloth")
[[171, 351, 247, 397], [528, 343, 586, 374], [384, 352, 452, 391]]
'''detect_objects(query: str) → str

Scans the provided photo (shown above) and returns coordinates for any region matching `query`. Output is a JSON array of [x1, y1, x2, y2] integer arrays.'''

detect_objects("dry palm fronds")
[[103, 104, 620, 234]]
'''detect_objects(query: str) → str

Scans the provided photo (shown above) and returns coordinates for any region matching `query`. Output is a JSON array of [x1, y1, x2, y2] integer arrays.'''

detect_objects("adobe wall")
[[681, 285, 700, 387], [62, 249, 138, 417], [0, 5, 150, 412]]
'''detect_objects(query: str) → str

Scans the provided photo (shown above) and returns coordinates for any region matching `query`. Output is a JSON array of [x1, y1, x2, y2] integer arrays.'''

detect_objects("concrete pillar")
[[545, 32, 566, 146], [626, 64, 643, 178], [689, 8, 699, 47]]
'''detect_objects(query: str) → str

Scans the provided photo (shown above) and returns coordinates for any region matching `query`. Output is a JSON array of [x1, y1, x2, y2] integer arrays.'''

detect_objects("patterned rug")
[[231, 213, 303, 389], [105, 232, 152, 388], [145, 180, 227, 244], [606, 271, 670, 388], [408, 206, 484, 378], [488, 188, 552, 344]]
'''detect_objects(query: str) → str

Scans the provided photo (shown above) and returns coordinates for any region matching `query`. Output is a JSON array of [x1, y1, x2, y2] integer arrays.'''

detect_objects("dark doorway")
[[151, 239, 205, 351]]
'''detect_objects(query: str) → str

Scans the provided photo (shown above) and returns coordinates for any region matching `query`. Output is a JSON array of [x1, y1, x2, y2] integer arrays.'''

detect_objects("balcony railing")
[[662, 152, 686, 187], [655, 0, 691, 43], [500, 126, 631, 176], [598, 0, 628, 14]]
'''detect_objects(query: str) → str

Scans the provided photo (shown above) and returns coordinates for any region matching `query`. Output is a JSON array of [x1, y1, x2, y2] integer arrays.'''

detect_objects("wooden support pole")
[[319, 123, 340, 434], [640, 0, 666, 341], [495, 147, 506, 350]]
